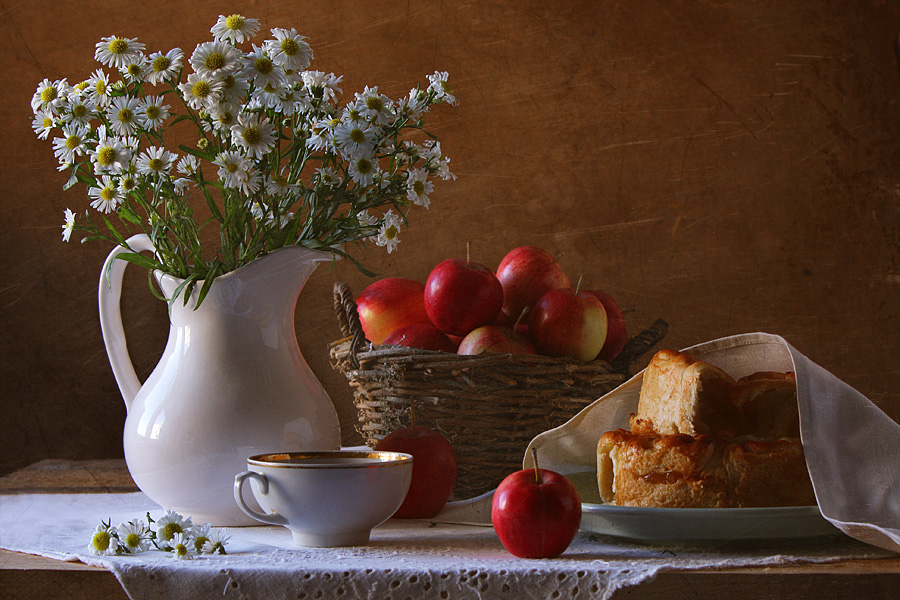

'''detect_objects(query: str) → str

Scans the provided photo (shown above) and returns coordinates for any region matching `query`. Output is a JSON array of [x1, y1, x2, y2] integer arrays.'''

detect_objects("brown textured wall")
[[3, 0, 900, 475]]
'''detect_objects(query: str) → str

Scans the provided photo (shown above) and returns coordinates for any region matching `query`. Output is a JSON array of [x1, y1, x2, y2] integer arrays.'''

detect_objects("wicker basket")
[[329, 281, 668, 499]]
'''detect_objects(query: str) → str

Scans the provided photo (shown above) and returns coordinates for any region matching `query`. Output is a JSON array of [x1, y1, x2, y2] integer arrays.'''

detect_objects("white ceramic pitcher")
[[99, 234, 341, 525]]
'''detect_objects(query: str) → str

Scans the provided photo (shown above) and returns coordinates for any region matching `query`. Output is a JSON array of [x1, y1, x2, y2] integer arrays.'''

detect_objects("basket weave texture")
[[329, 281, 668, 499]]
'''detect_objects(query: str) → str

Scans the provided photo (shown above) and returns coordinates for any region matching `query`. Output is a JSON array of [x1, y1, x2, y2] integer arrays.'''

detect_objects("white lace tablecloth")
[[0, 491, 892, 600]]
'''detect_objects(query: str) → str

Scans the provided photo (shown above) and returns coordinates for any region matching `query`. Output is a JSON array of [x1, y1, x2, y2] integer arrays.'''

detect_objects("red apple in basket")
[[457, 324, 537, 356], [425, 258, 504, 336], [375, 426, 458, 518], [529, 288, 608, 362], [496, 246, 571, 325], [491, 450, 582, 558], [356, 277, 431, 345], [383, 323, 457, 353], [584, 290, 627, 362]]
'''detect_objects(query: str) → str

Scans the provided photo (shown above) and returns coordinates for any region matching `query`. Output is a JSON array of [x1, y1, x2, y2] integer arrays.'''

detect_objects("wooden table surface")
[[1, 460, 899, 600]]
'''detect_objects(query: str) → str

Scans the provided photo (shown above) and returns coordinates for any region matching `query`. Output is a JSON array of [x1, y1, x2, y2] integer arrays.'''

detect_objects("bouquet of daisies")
[[32, 14, 456, 303]]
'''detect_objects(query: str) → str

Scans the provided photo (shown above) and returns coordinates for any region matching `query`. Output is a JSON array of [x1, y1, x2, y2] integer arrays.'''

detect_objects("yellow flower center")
[[192, 80, 211, 98], [96, 80, 107, 95], [254, 56, 274, 75], [218, 112, 235, 126], [384, 224, 398, 240], [147, 158, 164, 171], [205, 53, 225, 71], [65, 135, 81, 149], [101, 186, 116, 201], [121, 177, 136, 190], [175, 543, 188, 557], [108, 38, 129, 55], [274, 174, 288, 186], [280, 38, 300, 56], [356, 158, 373, 174], [126, 63, 142, 76], [223, 74, 236, 89], [194, 536, 209, 552], [145, 105, 160, 120], [162, 522, 183, 540], [225, 14, 245, 31], [225, 163, 239, 173], [92, 531, 111, 552], [366, 96, 384, 112], [152, 55, 171, 72], [40, 87, 57, 103], [97, 147, 117, 165], [42, 116, 53, 128], [76, 81, 89, 91], [118, 108, 134, 123], [242, 126, 262, 146], [348, 109, 360, 121], [349, 127, 366, 144], [263, 82, 278, 94], [72, 104, 88, 118], [413, 180, 425, 195], [125, 533, 141, 547]]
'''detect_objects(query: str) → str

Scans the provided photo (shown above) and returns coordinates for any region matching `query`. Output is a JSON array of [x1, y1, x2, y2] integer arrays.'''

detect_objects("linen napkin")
[[516, 332, 900, 553]]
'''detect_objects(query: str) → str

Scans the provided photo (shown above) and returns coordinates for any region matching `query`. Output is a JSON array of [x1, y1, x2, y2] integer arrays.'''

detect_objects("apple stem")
[[513, 307, 529, 330], [466, 240, 471, 265], [575, 274, 584, 295], [531, 447, 541, 484]]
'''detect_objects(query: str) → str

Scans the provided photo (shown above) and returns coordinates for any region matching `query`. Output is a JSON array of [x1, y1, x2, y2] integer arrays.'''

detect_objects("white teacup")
[[234, 451, 413, 547]]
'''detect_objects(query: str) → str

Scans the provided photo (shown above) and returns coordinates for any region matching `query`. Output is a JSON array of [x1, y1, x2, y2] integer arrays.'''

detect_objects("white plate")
[[567, 472, 841, 542]]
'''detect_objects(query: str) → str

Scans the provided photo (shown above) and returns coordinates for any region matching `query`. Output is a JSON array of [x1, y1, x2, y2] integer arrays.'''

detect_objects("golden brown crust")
[[596, 429, 815, 508]]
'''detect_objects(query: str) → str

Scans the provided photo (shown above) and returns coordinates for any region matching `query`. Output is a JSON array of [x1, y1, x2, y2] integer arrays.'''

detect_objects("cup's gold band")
[[247, 451, 413, 469]]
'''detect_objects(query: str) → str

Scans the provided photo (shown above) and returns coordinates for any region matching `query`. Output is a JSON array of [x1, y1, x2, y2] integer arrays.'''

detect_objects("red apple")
[[491, 457, 582, 558], [529, 288, 608, 362], [383, 323, 457, 353], [424, 258, 504, 336], [375, 426, 458, 518], [496, 246, 571, 324], [356, 277, 431, 345], [457, 324, 536, 356], [585, 290, 628, 362]]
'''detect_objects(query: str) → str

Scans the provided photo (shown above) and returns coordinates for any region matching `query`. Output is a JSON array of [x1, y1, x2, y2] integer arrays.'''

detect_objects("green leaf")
[[178, 144, 213, 161], [115, 252, 159, 271]]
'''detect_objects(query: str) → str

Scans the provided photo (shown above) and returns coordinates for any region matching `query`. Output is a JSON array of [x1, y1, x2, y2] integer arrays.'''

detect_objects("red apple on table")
[[584, 290, 628, 362], [424, 258, 504, 337], [457, 324, 537, 356], [383, 323, 457, 353], [491, 451, 582, 559], [375, 426, 458, 518], [356, 277, 431, 345], [496, 246, 571, 325], [529, 288, 608, 362]]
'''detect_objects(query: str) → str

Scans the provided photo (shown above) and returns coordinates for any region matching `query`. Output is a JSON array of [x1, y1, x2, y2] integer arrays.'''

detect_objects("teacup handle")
[[234, 471, 288, 526]]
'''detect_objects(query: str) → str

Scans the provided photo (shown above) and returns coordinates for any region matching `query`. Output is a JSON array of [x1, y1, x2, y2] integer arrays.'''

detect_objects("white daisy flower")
[[231, 112, 276, 160], [242, 44, 284, 89], [302, 71, 342, 104], [314, 166, 341, 187], [334, 120, 376, 159], [85, 69, 112, 108], [95, 36, 146, 70], [139, 96, 171, 131], [348, 152, 379, 187], [264, 172, 297, 197], [92, 131, 132, 175], [176, 154, 199, 177], [173, 178, 192, 193], [276, 86, 308, 116], [250, 201, 292, 228], [118, 170, 138, 194], [427, 70, 457, 105], [106, 96, 144, 136], [52, 124, 89, 165], [220, 72, 251, 106], [169, 532, 192, 560], [356, 209, 377, 227], [154, 510, 193, 545], [178, 72, 225, 110], [213, 150, 253, 189], [32, 109, 56, 140], [88, 524, 117, 556], [116, 520, 151, 554], [375, 210, 402, 253], [355, 86, 393, 126], [305, 118, 336, 152], [121, 54, 149, 82], [200, 528, 230, 555], [251, 81, 285, 110], [265, 27, 312, 71], [31, 78, 69, 114], [235, 168, 262, 196], [211, 14, 261, 44], [396, 87, 429, 121], [190, 41, 242, 78], [405, 168, 434, 208], [119, 134, 142, 155], [136, 146, 178, 176], [61, 208, 76, 242], [146, 48, 184, 85], [61, 92, 97, 126], [205, 106, 239, 134], [434, 156, 456, 181], [88, 176, 124, 213]]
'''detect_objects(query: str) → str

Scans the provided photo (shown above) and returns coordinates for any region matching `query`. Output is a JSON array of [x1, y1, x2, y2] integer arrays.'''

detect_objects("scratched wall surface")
[[3, 1, 900, 475]]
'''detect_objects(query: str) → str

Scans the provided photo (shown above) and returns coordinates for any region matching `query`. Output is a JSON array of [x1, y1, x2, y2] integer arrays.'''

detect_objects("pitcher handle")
[[234, 471, 289, 526], [98, 233, 157, 414]]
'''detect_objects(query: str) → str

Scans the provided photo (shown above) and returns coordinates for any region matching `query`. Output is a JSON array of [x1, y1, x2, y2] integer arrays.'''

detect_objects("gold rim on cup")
[[247, 451, 413, 469]]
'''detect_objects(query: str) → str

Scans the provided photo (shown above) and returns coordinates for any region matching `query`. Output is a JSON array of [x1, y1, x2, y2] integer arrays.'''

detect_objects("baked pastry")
[[597, 349, 813, 508], [597, 430, 815, 508]]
